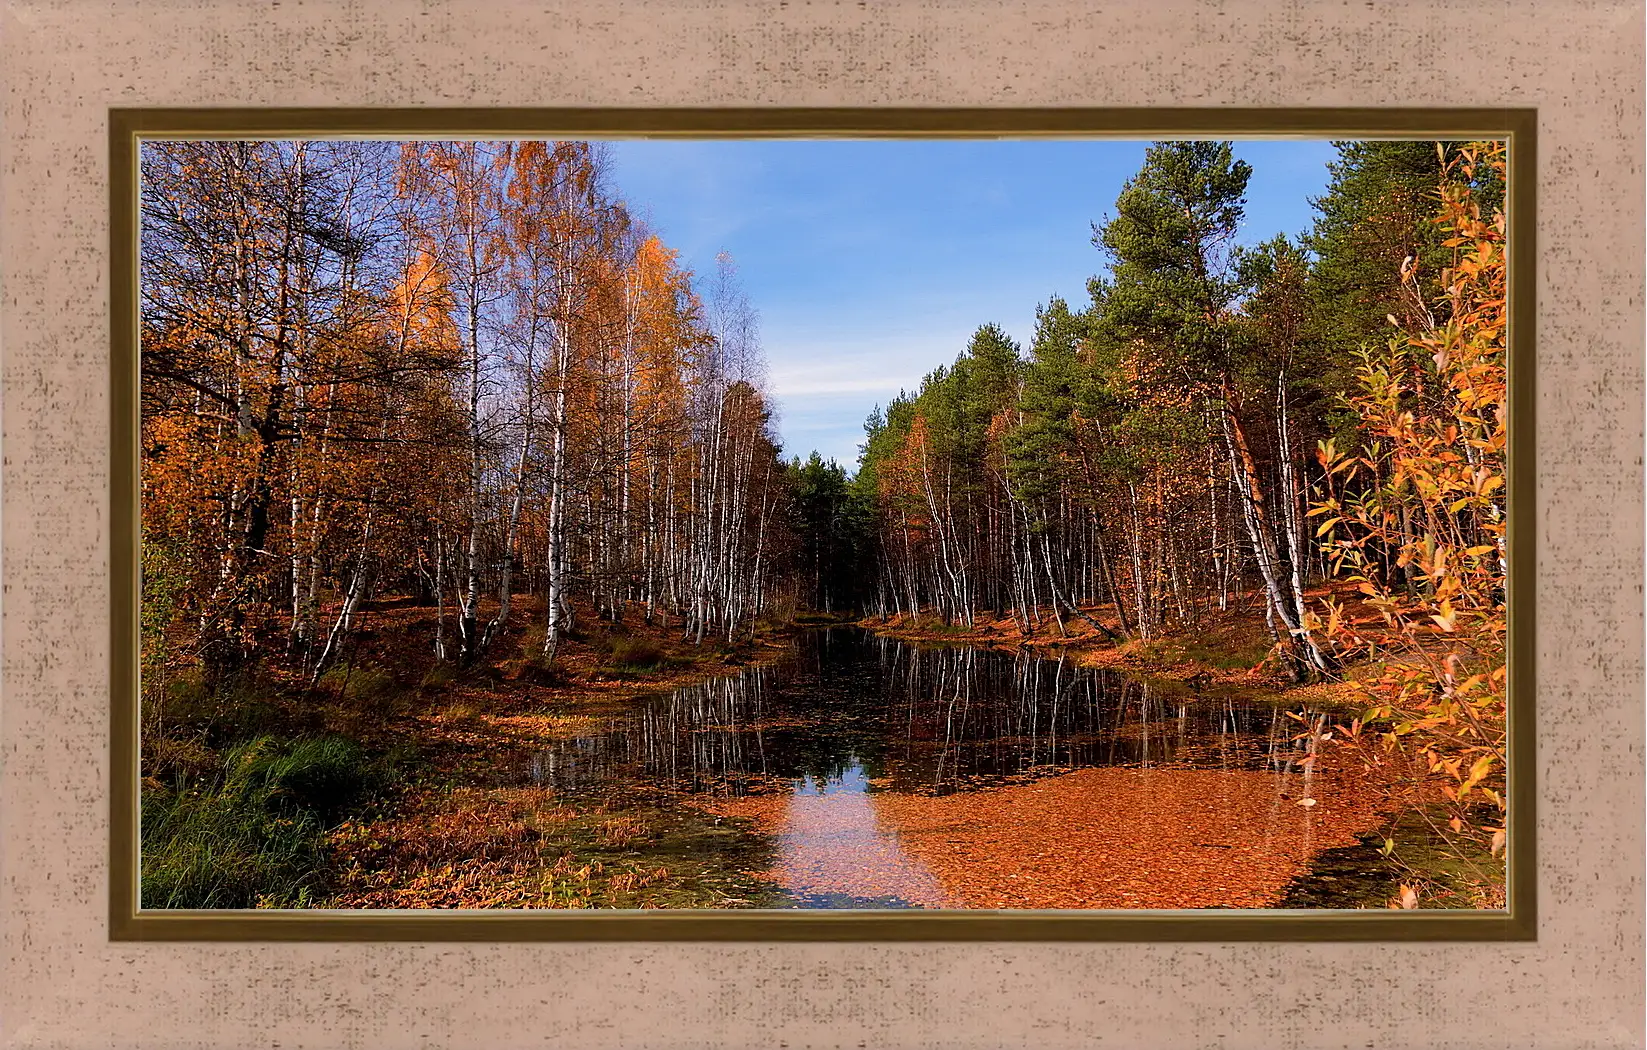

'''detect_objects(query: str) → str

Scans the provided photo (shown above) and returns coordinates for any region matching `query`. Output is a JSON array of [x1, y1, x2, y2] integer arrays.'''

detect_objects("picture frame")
[[5, 3, 1640, 1047], [109, 105, 1537, 943]]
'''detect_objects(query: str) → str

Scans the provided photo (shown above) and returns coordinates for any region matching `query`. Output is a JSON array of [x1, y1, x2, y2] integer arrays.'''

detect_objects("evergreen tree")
[[1095, 140, 1252, 380], [786, 452, 868, 613], [1096, 141, 1331, 678], [1306, 141, 1449, 363]]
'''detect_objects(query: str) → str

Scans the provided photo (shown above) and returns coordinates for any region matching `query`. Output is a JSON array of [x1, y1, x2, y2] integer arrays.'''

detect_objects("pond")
[[525, 627, 1385, 910]]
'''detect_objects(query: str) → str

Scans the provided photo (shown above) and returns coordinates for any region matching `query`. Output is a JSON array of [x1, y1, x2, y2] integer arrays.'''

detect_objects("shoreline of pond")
[[851, 603, 1362, 708], [328, 619, 1453, 911], [144, 599, 1493, 912], [851, 609, 1503, 909]]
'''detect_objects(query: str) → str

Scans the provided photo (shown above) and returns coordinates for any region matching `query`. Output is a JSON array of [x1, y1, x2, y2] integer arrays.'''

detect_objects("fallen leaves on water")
[[700, 746, 1391, 910]]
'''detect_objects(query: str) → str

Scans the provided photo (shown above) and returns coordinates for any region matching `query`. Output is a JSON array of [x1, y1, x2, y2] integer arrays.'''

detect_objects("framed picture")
[[111, 107, 1534, 941], [6, 1, 1641, 1047]]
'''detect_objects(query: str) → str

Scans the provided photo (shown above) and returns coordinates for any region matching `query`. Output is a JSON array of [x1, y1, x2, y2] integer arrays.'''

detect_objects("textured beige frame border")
[[5, 1, 1642, 1046]]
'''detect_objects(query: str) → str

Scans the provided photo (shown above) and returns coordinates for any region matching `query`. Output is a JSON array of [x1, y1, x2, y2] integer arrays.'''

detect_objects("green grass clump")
[[141, 785, 323, 909], [916, 617, 971, 635], [604, 636, 667, 672], [515, 651, 567, 685], [241, 735, 376, 819], [1178, 641, 1272, 671], [140, 735, 383, 909], [161, 670, 285, 744], [317, 665, 405, 714], [419, 662, 458, 691], [1135, 637, 1271, 672]]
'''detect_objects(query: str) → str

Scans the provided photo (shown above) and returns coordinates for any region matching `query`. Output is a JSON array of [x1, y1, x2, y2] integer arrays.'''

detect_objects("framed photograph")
[[111, 108, 1534, 941], [6, 1, 1641, 1047]]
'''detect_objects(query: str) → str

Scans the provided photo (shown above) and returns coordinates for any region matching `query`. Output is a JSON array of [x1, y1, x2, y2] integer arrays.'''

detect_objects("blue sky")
[[604, 139, 1340, 471]]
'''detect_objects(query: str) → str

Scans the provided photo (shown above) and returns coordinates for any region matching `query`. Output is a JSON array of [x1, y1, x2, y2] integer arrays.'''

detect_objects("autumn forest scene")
[[138, 137, 1510, 910]]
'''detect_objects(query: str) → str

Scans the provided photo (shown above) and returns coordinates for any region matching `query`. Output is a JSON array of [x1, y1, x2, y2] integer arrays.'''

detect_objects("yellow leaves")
[[389, 247, 459, 351], [1429, 601, 1457, 634], [1301, 140, 1509, 871], [1455, 673, 1487, 695], [1322, 600, 1344, 639], [1457, 753, 1497, 799]]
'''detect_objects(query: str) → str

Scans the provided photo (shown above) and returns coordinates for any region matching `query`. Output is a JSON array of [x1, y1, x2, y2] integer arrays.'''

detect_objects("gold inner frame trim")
[[109, 106, 1537, 942]]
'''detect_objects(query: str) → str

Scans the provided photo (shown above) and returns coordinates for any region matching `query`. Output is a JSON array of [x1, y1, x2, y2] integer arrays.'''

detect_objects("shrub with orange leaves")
[[1310, 143, 1509, 865]]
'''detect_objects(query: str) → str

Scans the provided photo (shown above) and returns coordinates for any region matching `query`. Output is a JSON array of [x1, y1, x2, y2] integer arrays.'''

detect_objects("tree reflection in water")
[[527, 627, 1332, 799], [524, 628, 1358, 909]]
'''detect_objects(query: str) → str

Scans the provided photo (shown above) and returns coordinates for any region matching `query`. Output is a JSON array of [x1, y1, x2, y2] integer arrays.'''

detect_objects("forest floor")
[[319, 597, 819, 909], [142, 596, 812, 909]]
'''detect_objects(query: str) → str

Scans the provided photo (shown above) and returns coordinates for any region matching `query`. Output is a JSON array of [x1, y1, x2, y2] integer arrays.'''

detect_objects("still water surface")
[[528, 627, 1348, 908]]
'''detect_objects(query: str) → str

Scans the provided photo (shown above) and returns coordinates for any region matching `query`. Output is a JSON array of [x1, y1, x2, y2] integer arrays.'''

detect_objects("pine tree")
[[1306, 141, 1449, 366]]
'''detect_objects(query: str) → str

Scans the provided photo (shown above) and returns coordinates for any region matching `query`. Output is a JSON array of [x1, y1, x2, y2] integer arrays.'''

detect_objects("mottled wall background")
[[2, 1, 1642, 1047]]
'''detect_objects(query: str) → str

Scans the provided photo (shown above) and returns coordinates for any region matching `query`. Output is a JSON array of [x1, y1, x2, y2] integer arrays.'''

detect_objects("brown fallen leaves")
[[325, 786, 572, 908], [874, 765, 1386, 909], [705, 750, 1389, 910]]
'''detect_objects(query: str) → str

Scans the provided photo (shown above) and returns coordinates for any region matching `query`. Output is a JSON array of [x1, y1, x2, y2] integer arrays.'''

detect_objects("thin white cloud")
[[769, 373, 922, 398], [758, 331, 966, 469], [781, 418, 860, 433]]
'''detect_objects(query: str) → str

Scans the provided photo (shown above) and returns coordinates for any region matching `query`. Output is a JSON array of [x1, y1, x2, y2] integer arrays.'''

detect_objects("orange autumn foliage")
[[1311, 142, 1509, 855]]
